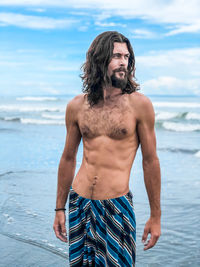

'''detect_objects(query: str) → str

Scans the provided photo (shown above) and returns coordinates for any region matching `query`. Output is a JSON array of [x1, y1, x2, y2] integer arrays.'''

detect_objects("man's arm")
[[136, 94, 161, 250], [53, 96, 82, 242]]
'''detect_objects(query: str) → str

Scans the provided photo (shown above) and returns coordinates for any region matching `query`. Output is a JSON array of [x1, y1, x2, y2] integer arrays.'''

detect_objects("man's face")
[[107, 42, 130, 89]]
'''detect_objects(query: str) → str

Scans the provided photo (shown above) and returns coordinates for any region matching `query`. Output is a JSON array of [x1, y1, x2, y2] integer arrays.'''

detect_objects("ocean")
[[0, 94, 200, 267]]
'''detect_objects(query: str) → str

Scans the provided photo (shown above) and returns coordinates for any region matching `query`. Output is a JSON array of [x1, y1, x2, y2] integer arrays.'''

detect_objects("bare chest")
[[78, 100, 136, 139]]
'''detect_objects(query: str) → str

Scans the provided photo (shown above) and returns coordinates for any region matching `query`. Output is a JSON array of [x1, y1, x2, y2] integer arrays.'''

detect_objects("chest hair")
[[79, 97, 132, 139]]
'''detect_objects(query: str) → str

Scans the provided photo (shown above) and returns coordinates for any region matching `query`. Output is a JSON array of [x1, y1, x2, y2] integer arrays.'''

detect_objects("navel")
[[91, 176, 98, 199], [92, 176, 98, 185]]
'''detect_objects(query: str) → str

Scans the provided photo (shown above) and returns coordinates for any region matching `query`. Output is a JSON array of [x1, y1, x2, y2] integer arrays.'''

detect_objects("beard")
[[110, 68, 128, 89]]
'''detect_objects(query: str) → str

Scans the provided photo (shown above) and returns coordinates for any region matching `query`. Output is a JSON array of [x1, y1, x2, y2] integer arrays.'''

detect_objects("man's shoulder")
[[129, 91, 155, 121], [65, 94, 86, 123], [130, 91, 151, 106], [129, 91, 153, 109], [67, 93, 86, 111], [69, 93, 86, 104]]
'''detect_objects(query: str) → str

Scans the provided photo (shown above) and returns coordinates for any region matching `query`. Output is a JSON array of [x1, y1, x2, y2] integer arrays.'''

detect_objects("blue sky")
[[0, 0, 199, 96]]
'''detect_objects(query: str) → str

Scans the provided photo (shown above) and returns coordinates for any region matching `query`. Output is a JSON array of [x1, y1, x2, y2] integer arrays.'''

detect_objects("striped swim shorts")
[[68, 186, 136, 266]]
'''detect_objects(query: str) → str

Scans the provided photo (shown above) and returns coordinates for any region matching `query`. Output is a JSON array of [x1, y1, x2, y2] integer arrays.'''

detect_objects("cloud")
[[137, 47, 200, 69], [27, 8, 46, 13], [0, 61, 26, 67], [95, 21, 126, 27], [0, 0, 199, 34], [142, 76, 200, 95], [45, 64, 81, 72], [78, 25, 89, 31], [0, 12, 78, 29], [165, 20, 200, 36], [16, 81, 66, 95], [40, 87, 60, 95], [16, 49, 44, 54], [94, 11, 112, 22], [131, 29, 156, 39], [136, 47, 200, 95]]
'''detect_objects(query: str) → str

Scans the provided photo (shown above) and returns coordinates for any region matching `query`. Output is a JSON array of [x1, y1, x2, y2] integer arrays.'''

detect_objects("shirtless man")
[[53, 31, 161, 266]]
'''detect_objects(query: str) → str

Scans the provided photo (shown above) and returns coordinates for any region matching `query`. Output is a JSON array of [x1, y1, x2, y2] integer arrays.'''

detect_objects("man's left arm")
[[136, 95, 161, 250]]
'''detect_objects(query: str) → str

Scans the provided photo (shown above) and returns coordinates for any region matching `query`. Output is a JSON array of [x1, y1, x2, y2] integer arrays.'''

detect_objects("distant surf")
[[0, 116, 64, 125], [158, 147, 200, 157], [0, 105, 64, 112], [20, 118, 65, 125], [155, 111, 200, 121], [0, 98, 200, 131], [162, 122, 200, 132], [153, 102, 200, 108], [16, 96, 59, 101], [41, 113, 65, 120]]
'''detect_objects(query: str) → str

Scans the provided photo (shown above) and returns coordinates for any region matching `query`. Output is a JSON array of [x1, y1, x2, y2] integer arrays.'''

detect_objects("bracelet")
[[54, 208, 66, 212]]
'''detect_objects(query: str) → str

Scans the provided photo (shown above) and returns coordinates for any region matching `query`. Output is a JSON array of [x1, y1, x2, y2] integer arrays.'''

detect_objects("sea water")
[[0, 94, 200, 267]]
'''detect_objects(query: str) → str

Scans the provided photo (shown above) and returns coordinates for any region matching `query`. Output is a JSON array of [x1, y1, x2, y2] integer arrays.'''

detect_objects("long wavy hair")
[[80, 31, 140, 106]]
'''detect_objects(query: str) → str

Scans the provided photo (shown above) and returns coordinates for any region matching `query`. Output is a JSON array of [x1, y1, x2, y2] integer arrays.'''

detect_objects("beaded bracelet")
[[54, 208, 66, 211]]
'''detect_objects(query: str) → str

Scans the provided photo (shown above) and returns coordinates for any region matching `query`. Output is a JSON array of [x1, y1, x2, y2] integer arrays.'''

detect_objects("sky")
[[0, 0, 200, 96]]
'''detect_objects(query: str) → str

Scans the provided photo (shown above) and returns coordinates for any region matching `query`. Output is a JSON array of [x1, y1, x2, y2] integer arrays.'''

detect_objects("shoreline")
[[0, 233, 68, 267]]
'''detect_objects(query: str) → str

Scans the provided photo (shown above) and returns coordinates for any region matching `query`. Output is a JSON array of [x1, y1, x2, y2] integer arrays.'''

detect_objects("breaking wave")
[[162, 122, 200, 132], [153, 102, 200, 108], [155, 111, 200, 121]]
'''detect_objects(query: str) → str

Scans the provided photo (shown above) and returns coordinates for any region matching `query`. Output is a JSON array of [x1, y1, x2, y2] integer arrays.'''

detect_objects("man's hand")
[[142, 217, 161, 250], [53, 211, 68, 242]]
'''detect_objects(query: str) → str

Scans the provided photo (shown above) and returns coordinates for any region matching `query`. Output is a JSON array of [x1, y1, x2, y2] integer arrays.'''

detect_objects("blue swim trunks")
[[68, 186, 136, 266]]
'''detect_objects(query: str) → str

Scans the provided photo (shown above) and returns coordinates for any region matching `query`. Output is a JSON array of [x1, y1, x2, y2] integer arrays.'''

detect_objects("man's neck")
[[102, 86, 122, 102]]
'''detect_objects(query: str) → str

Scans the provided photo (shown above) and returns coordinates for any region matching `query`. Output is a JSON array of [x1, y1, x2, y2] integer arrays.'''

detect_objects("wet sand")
[[0, 233, 68, 267]]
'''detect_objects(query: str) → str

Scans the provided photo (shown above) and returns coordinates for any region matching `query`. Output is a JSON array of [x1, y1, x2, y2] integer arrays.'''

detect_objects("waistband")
[[70, 185, 133, 202]]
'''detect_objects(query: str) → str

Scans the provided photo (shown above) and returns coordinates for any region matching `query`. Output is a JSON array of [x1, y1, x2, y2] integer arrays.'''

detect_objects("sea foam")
[[185, 112, 200, 120], [155, 112, 179, 120], [155, 111, 200, 121], [163, 122, 200, 132], [0, 105, 64, 112], [41, 113, 65, 120], [195, 151, 200, 158], [21, 118, 65, 125], [153, 102, 200, 108]]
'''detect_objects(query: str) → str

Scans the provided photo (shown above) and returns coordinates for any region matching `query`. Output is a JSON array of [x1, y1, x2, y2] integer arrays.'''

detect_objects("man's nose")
[[119, 57, 127, 66]]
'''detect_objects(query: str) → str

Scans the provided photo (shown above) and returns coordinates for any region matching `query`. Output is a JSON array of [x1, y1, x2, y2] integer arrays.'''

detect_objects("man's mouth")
[[118, 71, 125, 77], [114, 68, 127, 75], [117, 70, 126, 77]]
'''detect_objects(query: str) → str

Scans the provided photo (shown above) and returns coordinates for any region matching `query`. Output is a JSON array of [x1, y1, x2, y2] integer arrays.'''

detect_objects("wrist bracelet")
[[55, 208, 66, 212]]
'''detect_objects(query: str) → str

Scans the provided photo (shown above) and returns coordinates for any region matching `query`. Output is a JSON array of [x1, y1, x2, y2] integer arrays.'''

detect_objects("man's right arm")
[[53, 96, 82, 242]]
